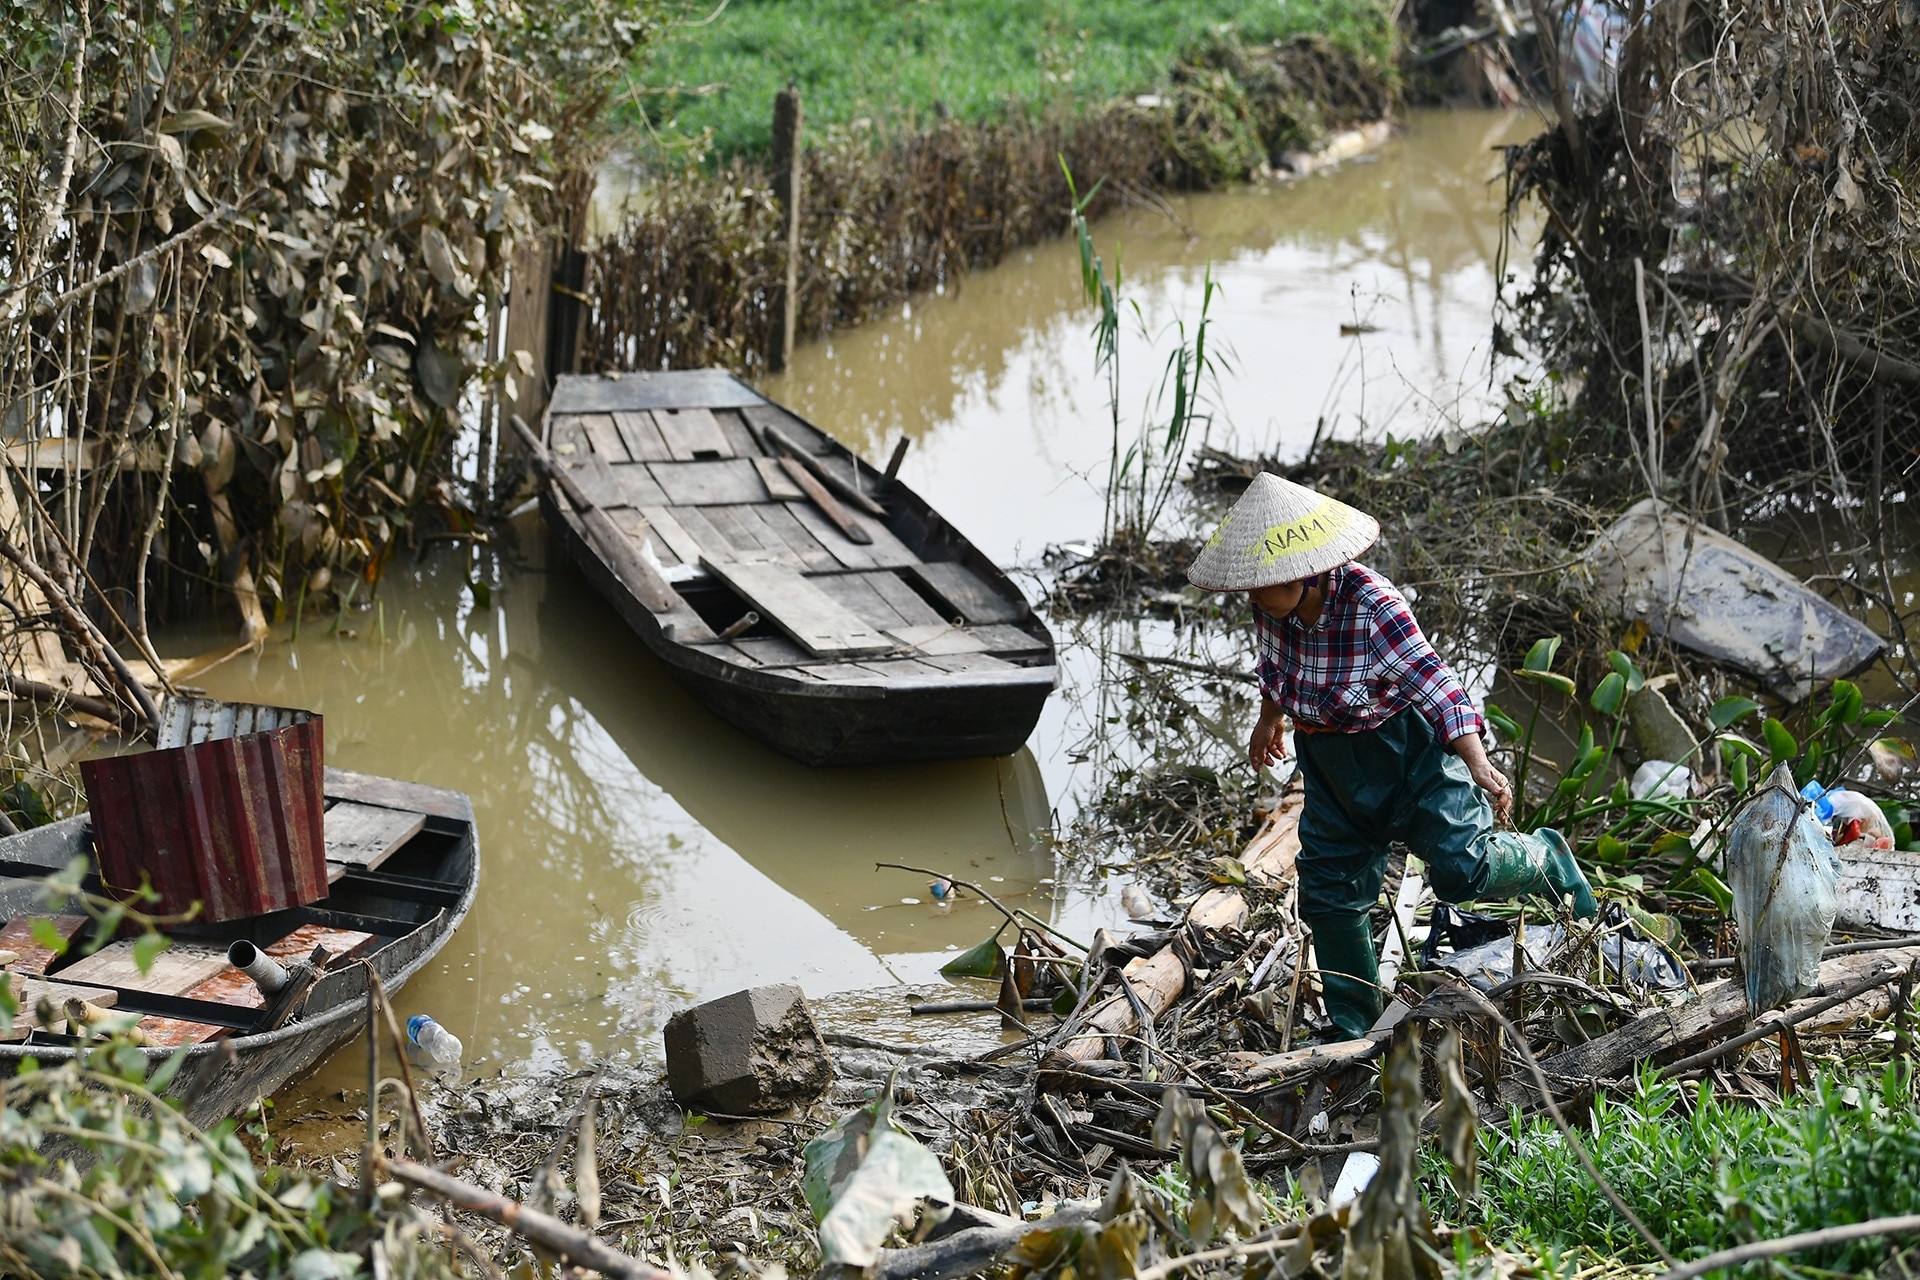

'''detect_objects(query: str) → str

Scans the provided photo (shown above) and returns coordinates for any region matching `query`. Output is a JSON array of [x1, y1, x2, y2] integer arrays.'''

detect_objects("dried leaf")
[[1435, 1029, 1478, 1201]]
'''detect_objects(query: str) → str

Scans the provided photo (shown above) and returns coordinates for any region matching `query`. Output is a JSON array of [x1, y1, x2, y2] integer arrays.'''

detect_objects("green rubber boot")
[[1479, 828, 1598, 919], [1306, 912, 1383, 1040]]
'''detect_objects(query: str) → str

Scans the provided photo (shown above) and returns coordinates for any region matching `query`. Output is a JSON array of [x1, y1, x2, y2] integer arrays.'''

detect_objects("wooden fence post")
[[769, 85, 803, 373]]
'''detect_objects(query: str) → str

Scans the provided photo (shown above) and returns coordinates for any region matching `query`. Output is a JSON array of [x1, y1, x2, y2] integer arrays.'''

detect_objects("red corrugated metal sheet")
[[80, 716, 327, 923]]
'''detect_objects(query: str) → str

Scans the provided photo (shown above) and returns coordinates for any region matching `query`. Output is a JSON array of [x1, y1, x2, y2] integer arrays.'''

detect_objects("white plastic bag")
[[1630, 760, 1692, 802], [1724, 764, 1840, 1013]]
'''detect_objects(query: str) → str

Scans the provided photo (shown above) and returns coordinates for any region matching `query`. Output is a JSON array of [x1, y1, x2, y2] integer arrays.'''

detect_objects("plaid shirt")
[[1254, 562, 1484, 744]]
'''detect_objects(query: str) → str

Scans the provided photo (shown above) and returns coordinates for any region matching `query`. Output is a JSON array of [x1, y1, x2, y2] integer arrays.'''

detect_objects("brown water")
[[159, 108, 1541, 1088]]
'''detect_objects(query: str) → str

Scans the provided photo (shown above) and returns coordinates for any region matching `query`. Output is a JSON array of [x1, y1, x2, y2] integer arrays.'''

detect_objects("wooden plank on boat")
[[888, 622, 990, 655], [579, 414, 630, 462], [323, 768, 473, 822], [550, 369, 765, 414], [612, 411, 671, 461], [855, 657, 950, 681], [145, 924, 384, 1045], [669, 507, 744, 560], [549, 418, 588, 456], [609, 463, 669, 509], [731, 636, 813, 667], [864, 571, 949, 627], [559, 453, 625, 510], [706, 506, 801, 565], [755, 503, 838, 570], [907, 562, 1029, 624], [608, 509, 680, 566], [653, 408, 733, 460], [811, 569, 912, 628], [972, 624, 1050, 656], [753, 456, 805, 501], [59, 939, 233, 994], [325, 801, 425, 870], [785, 501, 918, 569], [0, 915, 87, 974], [791, 662, 888, 683], [715, 410, 762, 458], [701, 559, 896, 658], [741, 403, 833, 454], [6, 978, 118, 1037], [919, 651, 1019, 674], [650, 460, 766, 506], [638, 506, 706, 568]]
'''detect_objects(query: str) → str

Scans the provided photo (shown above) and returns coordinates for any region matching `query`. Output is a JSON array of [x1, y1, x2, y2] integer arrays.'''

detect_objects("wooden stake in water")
[[769, 85, 803, 373]]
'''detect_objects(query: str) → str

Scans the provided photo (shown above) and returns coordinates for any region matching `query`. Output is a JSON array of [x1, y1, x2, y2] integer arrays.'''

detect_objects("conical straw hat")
[[1186, 473, 1379, 590]]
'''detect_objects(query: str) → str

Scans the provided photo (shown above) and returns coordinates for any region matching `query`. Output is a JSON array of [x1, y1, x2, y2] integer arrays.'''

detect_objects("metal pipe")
[[228, 939, 289, 994]]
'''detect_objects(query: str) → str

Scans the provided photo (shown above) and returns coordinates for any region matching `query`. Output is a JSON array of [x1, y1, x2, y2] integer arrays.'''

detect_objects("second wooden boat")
[[0, 767, 476, 1127], [524, 369, 1058, 766]]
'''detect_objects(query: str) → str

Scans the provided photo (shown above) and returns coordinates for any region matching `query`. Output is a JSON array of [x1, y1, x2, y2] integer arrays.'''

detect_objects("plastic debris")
[[1630, 760, 1692, 802], [408, 1014, 463, 1069], [1727, 765, 1840, 1013], [1802, 782, 1895, 850], [1121, 884, 1154, 919], [1439, 918, 1687, 992]]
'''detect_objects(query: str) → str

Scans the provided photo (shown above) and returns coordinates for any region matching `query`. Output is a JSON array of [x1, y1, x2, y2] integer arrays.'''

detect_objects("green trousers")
[[1295, 709, 1588, 1038]]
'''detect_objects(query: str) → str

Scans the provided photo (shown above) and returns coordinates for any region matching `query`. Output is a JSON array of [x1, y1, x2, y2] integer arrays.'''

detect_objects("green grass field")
[[625, 0, 1392, 158]]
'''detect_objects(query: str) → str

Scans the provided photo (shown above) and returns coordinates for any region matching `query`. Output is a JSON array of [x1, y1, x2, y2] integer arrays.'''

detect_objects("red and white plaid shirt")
[[1254, 562, 1484, 744]]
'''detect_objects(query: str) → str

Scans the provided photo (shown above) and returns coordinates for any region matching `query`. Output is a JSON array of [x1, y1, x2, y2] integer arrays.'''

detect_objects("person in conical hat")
[[1190, 473, 1595, 1040]]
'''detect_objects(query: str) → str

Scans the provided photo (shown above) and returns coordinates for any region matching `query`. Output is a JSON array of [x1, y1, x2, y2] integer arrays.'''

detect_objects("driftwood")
[[871, 1202, 1100, 1280], [1496, 944, 1920, 1110], [1041, 796, 1301, 1076], [385, 1156, 668, 1280]]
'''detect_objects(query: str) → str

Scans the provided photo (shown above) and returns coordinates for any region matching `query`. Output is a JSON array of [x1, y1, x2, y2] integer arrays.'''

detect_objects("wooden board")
[[652, 408, 733, 461], [324, 800, 425, 870], [607, 509, 680, 567], [854, 657, 951, 681], [612, 410, 671, 461], [58, 939, 234, 995], [792, 662, 888, 683], [324, 767, 473, 822], [908, 562, 1029, 624], [888, 622, 990, 655], [705, 506, 801, 565], [637, 506, 707, 568], [668, 507, 745, 560], [864, 571, 949, 627], [972, 624, 1049, 655], [730, 636, 813, 667], [548, 418, 588, 456], [609, 463, 670, 509], [0, 915, 87, 974], [701, 559, 896, 658], [5, 977, 119, 1038], [649, 460, 767, 506], [918, 651, 1019, 674], [753, 503, 838, 570], [715, 410, 762, 459], [579, 414, 630, 462], [741, 403, 833, 454], [550, 369, 765, 414], [785, 501, 919, 570], [559, 453, 626, 510], [753, 456, 805, 501], [812, 572, 912, 628]]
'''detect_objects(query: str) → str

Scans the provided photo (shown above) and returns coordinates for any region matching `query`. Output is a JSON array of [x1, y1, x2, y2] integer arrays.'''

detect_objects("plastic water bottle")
[[407, 1014, 462, 1069]]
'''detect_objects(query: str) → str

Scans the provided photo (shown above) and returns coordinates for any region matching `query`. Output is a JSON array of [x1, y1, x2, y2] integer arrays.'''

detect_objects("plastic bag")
[[1439, 915, 1688, 992], [1803, 782, 1896, 850], [1630, 760, 1692, 802], [1727, 764, 1840, 1013]]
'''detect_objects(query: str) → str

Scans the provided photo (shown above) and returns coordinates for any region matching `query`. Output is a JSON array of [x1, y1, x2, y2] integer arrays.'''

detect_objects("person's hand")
[[1452, 730, 1514, 825], [1249, 704, 1288, 768]]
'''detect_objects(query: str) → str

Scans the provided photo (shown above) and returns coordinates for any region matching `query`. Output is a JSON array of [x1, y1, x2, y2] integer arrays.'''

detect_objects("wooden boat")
[[0, 767, 476, 1127], [525, 369, 1057, 766]]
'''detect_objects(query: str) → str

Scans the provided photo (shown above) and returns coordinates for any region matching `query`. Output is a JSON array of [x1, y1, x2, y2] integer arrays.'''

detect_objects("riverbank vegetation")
[[631, 0, 1398, 159]]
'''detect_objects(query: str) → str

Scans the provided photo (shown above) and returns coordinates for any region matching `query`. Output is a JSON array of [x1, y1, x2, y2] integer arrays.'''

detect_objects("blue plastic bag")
[[1726, 764, 1840, 1013]]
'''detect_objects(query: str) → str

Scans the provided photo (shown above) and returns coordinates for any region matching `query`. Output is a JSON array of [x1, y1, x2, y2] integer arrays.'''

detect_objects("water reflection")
[[163, 530, 1056, 1071]]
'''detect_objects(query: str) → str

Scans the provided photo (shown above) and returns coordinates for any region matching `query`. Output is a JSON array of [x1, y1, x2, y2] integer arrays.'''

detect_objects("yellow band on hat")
[[1250, 494, 1347, 563]]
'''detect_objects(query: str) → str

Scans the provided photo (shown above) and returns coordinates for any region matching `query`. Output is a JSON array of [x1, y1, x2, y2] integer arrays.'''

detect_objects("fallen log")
[[384, 1156, 668, 1280], [1041, 794, 1301, 1076], [1496, 944, 1920, 1110], [871, 1202, 1099, 1280]]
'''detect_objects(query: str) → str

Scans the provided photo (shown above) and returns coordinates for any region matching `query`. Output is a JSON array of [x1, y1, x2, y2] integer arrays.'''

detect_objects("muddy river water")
[[158, 109, 1542, 1089]]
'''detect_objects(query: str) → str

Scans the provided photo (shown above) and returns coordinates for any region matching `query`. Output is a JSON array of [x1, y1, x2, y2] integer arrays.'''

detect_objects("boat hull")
[[546, 494, 1052, 765]]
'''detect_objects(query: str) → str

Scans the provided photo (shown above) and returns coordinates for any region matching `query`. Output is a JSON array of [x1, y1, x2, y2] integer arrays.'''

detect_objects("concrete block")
[[664, 983, 833, 1115]]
